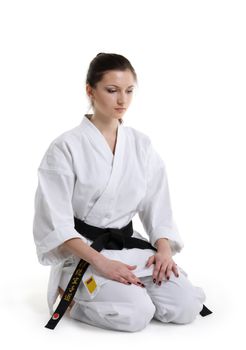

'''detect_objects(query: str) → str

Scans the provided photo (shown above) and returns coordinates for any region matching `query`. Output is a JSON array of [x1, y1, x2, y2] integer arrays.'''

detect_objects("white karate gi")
[[33, 114, 206, 332]]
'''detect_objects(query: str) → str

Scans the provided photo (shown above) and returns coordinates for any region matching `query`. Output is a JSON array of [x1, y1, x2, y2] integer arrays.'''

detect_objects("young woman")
[[33, 52, 209, 332]]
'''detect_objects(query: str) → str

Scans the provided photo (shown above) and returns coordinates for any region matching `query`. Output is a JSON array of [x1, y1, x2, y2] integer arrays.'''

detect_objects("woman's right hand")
[[92, 256, 145, 288]]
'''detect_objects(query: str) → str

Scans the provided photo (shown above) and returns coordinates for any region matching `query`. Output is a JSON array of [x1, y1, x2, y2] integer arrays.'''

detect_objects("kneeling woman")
[[33, 52, 211, 332]]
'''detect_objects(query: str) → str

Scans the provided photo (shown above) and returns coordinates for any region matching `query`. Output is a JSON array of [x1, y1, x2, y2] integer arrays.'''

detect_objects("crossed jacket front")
[[33, 114, 184, 314]]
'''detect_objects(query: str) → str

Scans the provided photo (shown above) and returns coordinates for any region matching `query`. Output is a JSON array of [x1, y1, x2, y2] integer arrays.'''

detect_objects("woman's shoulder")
[[38, 124, 86, 170], [122, 125, 154, 163], [46, 123, 87, 153], [124, 125, 152, 147]]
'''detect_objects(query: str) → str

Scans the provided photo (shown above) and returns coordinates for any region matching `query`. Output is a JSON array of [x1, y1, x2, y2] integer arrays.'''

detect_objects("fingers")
[[152, 260, 162, 284], [153, 261, 180, 285], [172, 263, 179, 278], [126, 264, 145, 287], [117, 276, 132, 285], [119, 265, 145, 288], [127, 274, 145, 288], [155, 263, 168, 285], [127, 264, 137, 270], [163, 261, 173, 281], [117, 276, 145, 288], [145, 255, 155, 268]]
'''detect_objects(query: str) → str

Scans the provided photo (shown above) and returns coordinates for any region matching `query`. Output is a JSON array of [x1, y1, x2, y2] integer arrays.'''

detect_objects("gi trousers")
[[59, 265, 206, 332]]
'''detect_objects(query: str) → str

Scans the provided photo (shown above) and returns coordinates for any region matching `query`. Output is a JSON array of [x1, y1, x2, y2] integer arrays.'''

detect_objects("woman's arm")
[[60, 238, 145, 287], [155, 237, 170, 252], [60, 238, 106, 266]]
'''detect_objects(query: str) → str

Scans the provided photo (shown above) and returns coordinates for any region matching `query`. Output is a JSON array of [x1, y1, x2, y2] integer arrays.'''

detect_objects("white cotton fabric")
[[59, 267, 206, 331], [33, 114, 184, 314]]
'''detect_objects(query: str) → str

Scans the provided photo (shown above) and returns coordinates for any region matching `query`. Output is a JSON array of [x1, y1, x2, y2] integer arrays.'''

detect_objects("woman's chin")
[[114, 110, 126, 118]]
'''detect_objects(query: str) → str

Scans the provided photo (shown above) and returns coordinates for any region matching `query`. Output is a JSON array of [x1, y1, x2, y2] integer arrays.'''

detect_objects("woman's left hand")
[[145, 246, 179, 285]]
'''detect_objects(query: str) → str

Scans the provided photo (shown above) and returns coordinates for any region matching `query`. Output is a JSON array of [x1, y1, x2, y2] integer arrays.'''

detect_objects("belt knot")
[[104, 228, 125, 249]]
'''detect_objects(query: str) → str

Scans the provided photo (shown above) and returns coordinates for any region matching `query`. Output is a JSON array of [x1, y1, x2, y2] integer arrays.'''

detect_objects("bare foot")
[[58, 287, 75, 309]]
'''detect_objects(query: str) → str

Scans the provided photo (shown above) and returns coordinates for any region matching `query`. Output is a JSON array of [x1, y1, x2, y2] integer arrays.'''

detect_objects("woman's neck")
[[88, 113, 119, 137]]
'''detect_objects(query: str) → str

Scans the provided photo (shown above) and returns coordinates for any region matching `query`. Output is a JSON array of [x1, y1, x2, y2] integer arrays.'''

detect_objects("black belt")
[[45, 217, 212, 329]]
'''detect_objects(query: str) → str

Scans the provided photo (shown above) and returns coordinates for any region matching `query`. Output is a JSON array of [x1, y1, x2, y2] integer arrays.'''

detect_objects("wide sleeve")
[[33, 141, 87, 266], [138, 141, 184, 255]]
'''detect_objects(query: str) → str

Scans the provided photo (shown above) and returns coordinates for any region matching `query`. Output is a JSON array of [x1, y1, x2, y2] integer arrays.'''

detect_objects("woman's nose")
[[117, 93, 127, 105]]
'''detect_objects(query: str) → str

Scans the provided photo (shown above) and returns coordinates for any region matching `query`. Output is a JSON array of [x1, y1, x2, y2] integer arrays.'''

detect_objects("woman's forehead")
[[101, 69, 135, 86]]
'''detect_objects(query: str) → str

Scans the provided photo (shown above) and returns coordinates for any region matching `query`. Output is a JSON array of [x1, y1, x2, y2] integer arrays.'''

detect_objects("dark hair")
[[86, 53, 138, 124]]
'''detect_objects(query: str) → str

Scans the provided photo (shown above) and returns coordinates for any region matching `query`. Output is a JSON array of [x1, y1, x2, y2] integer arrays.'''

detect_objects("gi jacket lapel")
[[81, 114, 119, 164], [80, 114, 126, 226]]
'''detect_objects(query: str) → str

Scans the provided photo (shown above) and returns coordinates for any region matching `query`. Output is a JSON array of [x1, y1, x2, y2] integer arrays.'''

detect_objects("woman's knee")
[[70, 284, 156, 332], [172, 282, 206, 324], [170, 294, 204, 324], [99, 281, 156, 332], [153, 276, 206, 325], [128, 296, 156, 332], [154, 292, 203, 325]]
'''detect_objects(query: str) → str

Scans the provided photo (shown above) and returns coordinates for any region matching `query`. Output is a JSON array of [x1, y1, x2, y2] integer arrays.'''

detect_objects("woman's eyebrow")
[[106, 84, 134, 88]]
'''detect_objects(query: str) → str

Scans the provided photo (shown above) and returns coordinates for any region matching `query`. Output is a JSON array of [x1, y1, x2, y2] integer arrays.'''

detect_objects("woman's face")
[[87, 69, 136, 122]]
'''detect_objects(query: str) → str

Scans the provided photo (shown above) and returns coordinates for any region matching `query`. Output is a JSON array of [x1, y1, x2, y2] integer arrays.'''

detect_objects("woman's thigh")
[[140, 266, 206, 324], [59, 274, 156, 332]]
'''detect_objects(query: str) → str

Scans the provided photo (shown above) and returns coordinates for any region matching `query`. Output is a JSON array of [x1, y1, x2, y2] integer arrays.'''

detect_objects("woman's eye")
[[107, 89, 133, 94], [107, 89, 117, 93]]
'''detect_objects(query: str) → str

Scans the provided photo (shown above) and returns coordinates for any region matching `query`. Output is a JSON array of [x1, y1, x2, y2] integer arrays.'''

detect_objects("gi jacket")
[[33, 114, 184, 313]]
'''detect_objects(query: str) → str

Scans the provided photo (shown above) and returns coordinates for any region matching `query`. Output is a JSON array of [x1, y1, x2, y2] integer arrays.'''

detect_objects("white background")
[[0, 0, 245, 348]]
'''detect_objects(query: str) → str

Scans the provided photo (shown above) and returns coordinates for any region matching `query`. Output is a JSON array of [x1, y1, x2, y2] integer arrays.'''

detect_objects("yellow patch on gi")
[[84, 275, 97, 294]]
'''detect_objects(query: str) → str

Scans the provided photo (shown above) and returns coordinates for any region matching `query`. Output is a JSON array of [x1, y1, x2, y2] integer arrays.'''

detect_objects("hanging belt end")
[[200, 304, 213, 317]]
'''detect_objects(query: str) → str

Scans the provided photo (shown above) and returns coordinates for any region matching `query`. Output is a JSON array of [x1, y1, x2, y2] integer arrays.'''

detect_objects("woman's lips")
[[115, 108, 126, 112]]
